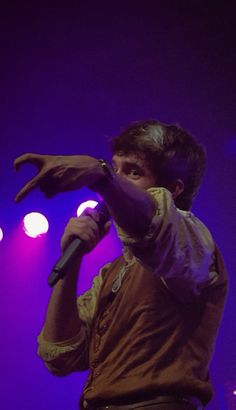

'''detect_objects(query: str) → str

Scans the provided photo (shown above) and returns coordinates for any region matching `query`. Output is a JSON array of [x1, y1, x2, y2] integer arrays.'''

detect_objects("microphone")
[[48, 201, 110, 287]]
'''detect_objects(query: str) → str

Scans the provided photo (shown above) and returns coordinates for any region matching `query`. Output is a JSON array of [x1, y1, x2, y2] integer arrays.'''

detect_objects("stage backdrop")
[[1, 2, 235, 409]]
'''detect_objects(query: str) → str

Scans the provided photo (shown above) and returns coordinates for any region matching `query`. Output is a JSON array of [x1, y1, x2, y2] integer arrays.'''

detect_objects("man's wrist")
[[89, 159, 115, 191], [98, 159, 115, 180]]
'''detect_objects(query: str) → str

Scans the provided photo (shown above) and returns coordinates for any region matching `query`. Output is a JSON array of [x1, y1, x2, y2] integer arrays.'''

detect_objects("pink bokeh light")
[[23, 212, 49, 238]]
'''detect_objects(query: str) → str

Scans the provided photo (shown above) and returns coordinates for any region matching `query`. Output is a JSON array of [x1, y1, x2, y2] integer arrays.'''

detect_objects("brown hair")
[[110, 119, 207, 210]]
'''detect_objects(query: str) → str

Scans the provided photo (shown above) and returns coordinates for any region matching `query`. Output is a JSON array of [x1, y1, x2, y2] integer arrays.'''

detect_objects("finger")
[[65, 226, 98, 251], [14, 170, 45, 202], [82, 217, 100, 242], [68, 216, 100, 242], [101, 221, 112, 238], [83, 208, 100, 222], [14, 153, 45, 171], [104, 220, 112, 232], [79, 231, 98, 246]]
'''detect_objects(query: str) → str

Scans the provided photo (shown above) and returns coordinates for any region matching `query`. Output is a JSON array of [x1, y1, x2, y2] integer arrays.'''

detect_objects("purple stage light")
[[23, 212, 49, 238], [0, 227, 3, 242], [77, 200, 98, 217]]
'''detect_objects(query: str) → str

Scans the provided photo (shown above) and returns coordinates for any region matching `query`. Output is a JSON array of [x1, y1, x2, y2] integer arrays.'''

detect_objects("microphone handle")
[[48, 202, 110, 287]]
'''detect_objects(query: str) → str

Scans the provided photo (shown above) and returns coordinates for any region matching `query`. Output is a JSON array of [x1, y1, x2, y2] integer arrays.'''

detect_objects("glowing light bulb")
[[77, 200, 98, 217], [23, 212, 49, 238]]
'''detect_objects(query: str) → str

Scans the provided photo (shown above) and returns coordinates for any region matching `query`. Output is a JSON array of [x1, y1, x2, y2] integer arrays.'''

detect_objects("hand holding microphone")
[[48, 202, 111, 287]]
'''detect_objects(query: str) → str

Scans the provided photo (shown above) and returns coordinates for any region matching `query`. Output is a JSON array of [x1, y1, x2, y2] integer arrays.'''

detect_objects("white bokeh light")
[[77, 200, 98, 217], [23, 212, 49, 238], [0, 227, 3, 242]]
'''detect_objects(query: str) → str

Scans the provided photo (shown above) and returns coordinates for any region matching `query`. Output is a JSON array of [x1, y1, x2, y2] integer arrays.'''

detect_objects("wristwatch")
[[98, 159, 115, 181], [89, 159, 115, 191]]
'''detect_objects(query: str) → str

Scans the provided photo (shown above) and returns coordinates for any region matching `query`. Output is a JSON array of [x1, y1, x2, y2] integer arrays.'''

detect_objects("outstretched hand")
[[14, 153, 102, 202]]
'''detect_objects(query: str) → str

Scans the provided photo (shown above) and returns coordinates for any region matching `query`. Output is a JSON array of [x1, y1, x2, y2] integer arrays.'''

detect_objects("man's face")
[[112, 153, 156, 190]]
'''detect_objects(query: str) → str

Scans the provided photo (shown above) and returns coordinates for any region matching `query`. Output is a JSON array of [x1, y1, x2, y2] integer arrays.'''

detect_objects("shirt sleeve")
[[37, 263, 111, 375], [115, 187, 217, 297]]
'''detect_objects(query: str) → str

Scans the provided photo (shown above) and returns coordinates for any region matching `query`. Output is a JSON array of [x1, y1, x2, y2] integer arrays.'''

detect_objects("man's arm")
[[42, 209, 110, 343], [14, 154, 156, 237], [43, 260, 83, 343], [37, 269, 104, 375], [93, 171, 156, 237], [119, 187, 217, 300]]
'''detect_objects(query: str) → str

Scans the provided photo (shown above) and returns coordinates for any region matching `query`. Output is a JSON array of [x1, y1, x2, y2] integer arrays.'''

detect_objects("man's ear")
[[170, 179, 185, 200]]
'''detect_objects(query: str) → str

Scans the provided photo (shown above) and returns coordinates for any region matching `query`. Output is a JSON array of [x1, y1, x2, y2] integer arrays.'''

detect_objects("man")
[[15, 120, 228, 409]]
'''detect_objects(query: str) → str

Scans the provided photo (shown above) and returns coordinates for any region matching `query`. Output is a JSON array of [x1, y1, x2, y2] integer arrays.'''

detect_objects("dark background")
[[0, 1, 236, 409]]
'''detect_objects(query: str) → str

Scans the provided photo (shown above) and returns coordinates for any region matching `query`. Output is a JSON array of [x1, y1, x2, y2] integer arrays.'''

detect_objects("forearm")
[[93, 170, 156, 237], [43, 260, 83, 343]]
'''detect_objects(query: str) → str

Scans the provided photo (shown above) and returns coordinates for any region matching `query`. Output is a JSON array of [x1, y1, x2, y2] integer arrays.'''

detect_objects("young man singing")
[[15, 120, 228, 409]]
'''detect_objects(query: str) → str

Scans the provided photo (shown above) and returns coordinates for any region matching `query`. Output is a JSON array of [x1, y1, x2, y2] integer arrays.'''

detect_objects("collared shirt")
[[37, 187, 218, 376]]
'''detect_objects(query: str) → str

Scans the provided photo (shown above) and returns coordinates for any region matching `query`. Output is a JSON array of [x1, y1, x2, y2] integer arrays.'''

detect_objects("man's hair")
[[110, 119, 207, 210]]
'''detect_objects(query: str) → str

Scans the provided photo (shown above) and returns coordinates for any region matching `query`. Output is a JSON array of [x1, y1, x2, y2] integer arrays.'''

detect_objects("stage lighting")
[[23, 212, 49, 238], [224, 381, 236, 409], [77, 200, 98, 217], [0, 227, 3, 242]]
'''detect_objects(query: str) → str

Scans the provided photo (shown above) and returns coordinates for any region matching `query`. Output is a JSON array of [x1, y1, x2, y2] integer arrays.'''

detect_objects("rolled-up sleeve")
[[37, 265, 110, 375], [116, 187, 217, 296]]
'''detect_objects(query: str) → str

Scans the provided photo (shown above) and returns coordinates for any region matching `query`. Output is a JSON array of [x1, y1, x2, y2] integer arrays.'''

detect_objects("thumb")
[[102, 220, 112, 237]]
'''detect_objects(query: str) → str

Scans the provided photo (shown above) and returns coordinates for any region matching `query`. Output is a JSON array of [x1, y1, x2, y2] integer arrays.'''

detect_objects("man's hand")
[[14, 153, 104, 202], [61, 208, 111, 256]]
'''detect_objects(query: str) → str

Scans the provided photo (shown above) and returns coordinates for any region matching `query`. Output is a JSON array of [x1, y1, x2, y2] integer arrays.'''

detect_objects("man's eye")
[[129, 169, 140, 177]]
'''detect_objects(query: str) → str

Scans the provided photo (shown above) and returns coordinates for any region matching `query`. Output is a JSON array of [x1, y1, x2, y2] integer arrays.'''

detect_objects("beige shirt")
[[37, 187, 217, 374]]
